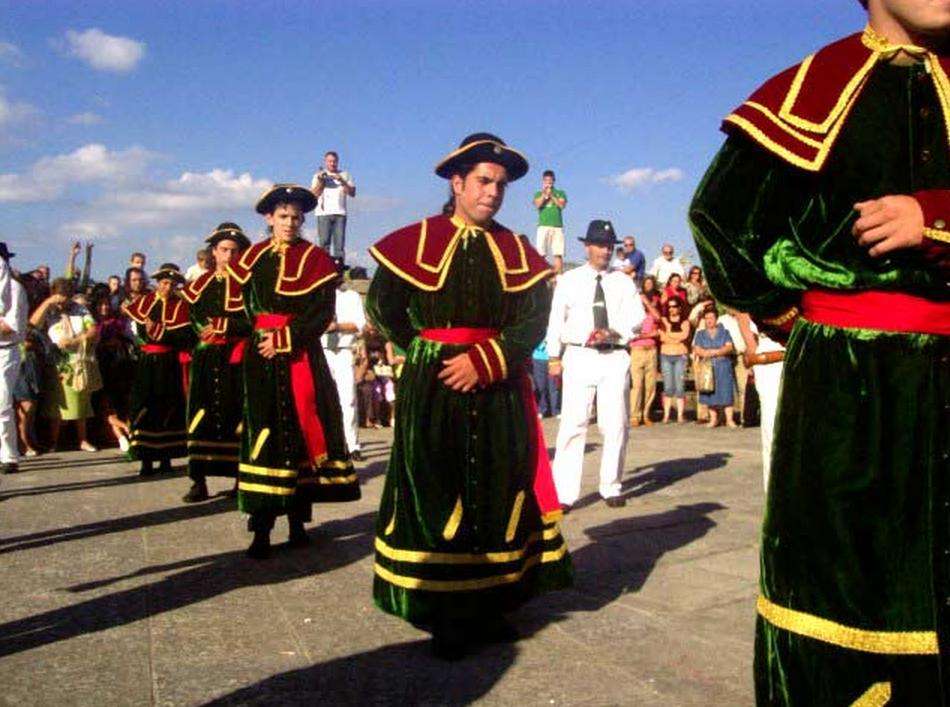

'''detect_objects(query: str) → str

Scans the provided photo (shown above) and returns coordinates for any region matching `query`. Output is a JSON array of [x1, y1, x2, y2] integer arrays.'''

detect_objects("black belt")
[[570, 343, 627, 352]]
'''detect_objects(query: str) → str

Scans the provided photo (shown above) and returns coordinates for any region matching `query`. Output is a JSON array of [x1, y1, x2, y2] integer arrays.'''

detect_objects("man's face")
[[542, 175, 554, 189], [156, 278, 173, 297], [266, 203, 304, 242], [131, 255, 145, 269], [623, 238, 635, 252], [37, 266, 49, 281], [585, 243, 612, 270], [128, 272, 144, 293], [213, 240, 241, 267], [452, 162, 508, 226], [662, 246, 674, 261], [876, 0, 950, 38], [108, 276, 120, 292], [324, 153, 339, 172]]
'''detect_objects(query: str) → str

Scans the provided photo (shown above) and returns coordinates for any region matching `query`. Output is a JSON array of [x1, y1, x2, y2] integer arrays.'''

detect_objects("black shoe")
[[604, 496, 626, 508], [139, 461, 155, 476], [474, 615, 519, 644], [246, 531, 271, 559], [159, 459, 172, 474], [0, 462, 19, 474], [559, 503, 572, 516], [351, 449, 364, 462], [182, 481, 209, 503]]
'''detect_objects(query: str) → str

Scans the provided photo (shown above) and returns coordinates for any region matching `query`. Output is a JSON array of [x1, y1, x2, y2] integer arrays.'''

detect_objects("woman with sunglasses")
[[658, 298, 690, 423]]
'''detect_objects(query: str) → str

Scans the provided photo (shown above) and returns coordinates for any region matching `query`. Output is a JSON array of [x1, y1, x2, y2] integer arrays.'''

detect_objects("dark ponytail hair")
[[441, 162, 477, 216]]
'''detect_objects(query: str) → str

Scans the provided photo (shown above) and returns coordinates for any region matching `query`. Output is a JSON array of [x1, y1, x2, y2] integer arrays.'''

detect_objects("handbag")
[[59, 314, 103, 393], [696, 358, 715, 394]]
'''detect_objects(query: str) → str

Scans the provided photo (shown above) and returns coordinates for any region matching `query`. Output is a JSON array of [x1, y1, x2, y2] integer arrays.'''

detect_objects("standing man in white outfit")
[[0, 243, 28, 474], [649, 243, 685, 288], [548, 221, 644, 509], [321, 270, 366, 461]]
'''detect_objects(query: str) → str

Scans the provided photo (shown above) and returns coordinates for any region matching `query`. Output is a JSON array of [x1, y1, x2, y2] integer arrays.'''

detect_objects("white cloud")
[[0, 86, 40, 130], [59, 28, 145, 73], [0, 143, 155, 203], [67, 111, 104, 126], [603, 166, 684, 193], [0, 42, 25, 68]]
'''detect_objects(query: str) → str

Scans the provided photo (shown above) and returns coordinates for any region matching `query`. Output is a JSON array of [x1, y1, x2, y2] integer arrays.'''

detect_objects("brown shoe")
[[643, 418, 653, 427], [629, 418, 640, 427]]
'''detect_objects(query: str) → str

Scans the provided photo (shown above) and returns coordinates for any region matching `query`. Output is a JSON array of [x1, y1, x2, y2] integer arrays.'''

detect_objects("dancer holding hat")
[[179, 223, 252, 503], [367, 133, 572, 659], [547, 220, 644, 511], [125, 264, 194, 476], [228, 184, 359, 559]]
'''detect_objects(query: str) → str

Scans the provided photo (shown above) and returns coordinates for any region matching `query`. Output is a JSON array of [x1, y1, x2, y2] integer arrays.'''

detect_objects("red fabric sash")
[[418, 326, 562, 518], [254, 313, 327, 466], [178, 352, 192, 398], [141, 343, 173, 354], [802, 289, 950, 336], [204, 335, 246, 365]]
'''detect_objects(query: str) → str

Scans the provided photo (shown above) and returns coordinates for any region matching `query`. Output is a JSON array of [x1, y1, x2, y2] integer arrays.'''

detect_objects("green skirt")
[[755, 319, 949, 705], [373, 337, 573, 625]]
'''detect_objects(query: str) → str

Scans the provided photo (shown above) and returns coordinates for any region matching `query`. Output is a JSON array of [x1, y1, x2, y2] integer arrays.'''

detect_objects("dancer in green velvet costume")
[[367, 133, 573, 659], [228, 185, 359, 559], [125, 264, 195, 476], [179, 223, 252, 503], [689, 3, 950, 704]]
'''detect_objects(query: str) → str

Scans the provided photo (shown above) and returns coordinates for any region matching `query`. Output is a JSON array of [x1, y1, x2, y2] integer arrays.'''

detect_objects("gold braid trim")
[[924, 227, 950, 245], [851, 682, 892, 707], [757, 596, 938, 655], [761, 306, 800, 327]]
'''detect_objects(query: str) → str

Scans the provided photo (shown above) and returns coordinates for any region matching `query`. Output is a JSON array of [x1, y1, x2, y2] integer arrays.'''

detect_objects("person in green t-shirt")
[[533, 169, 567, 272]]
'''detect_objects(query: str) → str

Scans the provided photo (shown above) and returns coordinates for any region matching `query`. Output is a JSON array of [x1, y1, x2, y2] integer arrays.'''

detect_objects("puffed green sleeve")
[[365, 266, 416, 351]]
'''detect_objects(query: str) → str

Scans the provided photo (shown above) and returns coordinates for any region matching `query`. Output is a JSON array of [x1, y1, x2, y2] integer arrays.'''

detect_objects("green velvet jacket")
[[366, 215, 573, 625], [125, 292, 195, 462], [227, 237, 359, 517], [690, 55, 950, 705], [181, 271, 251, 480]]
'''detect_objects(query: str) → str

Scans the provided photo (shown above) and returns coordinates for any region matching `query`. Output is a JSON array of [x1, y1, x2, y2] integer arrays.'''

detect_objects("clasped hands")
[[852, 195, 924, 257]]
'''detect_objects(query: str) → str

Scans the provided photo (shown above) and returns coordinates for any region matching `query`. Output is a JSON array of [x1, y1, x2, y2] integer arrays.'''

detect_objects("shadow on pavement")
[[0, 511, 376, 658], [0, 468, 183, 503], [0, 496, 234, 555], [520, 501, 726, 628], [204, 638, 516, 706], [571, 452, 730, 511]]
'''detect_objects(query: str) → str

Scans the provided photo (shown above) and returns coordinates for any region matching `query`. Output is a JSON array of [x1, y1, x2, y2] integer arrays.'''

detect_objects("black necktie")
[[593, 274, 609, 330]]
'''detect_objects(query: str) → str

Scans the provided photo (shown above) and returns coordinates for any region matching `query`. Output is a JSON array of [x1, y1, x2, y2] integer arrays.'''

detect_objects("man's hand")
[[437, 353, 479, 392], [70, 241, 81, 257], [198, 324, 215, 341], [257, 331, 277, 359], [548, 360, 562, 378], [145, 321, 162, 340], [853, 195, 924, 257]]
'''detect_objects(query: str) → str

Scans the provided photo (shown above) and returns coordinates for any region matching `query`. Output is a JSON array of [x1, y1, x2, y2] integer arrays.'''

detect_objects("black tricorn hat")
[[150, 262, 185, 284], [579, 220, 619, 246], [255, 183, 317, 215], [435, 132, 529, 182], [205, 222, 251, 250], [0, 242, 15, 261]]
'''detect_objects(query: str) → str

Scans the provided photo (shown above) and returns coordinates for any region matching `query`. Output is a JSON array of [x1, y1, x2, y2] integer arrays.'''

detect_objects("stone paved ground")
[[0, 420, 764, 706]]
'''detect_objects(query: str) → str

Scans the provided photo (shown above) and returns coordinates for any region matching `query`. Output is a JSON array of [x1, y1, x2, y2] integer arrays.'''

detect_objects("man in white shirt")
[[649, 243, 685, 288], [0, 244, 28, 474], [320, 269, 366, 461], [311, 150, 356, 260], [547, 221, 645, 508], [184, 248, 210, 282]]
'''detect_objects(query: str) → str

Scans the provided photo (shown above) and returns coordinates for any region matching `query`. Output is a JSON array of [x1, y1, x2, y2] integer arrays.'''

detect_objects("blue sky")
[[0, 0, 866, 279]]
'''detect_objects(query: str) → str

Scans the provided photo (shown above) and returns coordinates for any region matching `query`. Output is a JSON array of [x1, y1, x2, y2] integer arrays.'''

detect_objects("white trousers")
[[754, 361, 783, 491], [0, 346, 20, 464], [552, 346, 630, 504], [325, 348, 359, 452]]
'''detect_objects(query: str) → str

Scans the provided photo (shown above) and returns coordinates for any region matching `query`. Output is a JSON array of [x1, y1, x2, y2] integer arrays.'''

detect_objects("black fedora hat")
[[255, 183, 317, 215], [150, 262, 186, 285], [435, 132, 529, 182], [578, 219, 619, 246], [0, 242, 15, 261], [205, 222, 251, 250]]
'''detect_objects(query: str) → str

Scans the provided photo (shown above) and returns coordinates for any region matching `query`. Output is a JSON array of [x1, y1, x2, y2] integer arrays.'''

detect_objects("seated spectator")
[[693, 307, 737, 429], [685, 266, 710, 305]]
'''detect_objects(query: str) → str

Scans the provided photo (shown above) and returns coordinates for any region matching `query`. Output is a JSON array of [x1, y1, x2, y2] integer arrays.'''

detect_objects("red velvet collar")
[[369, 214, 552, 293], [227, 237, 337, 296], [723, 28, 950, 171], [126, 292, 190, 329], [180, 269, 244, 312]]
